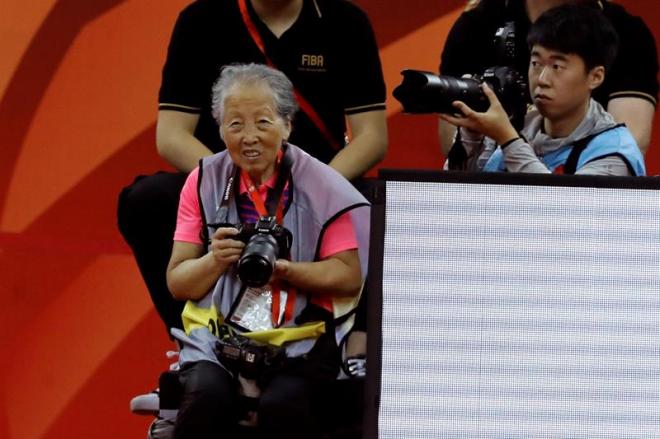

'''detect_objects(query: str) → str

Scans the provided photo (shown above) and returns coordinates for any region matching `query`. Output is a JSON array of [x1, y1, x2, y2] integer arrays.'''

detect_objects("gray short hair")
[[211, 63, 298, 125]]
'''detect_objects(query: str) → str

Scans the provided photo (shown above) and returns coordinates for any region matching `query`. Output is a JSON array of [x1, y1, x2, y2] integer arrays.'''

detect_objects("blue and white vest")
[[483, 125, 646, 175]]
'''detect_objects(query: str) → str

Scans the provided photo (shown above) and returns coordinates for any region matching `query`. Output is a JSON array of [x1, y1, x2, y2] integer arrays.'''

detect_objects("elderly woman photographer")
[[166, 63, 369, 438]]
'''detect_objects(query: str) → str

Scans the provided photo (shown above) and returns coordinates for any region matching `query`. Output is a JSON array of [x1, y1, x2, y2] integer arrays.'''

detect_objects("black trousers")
[[117, 171, 370, 337], [117, 171, 187, 334], [173, 360, 321, 439]]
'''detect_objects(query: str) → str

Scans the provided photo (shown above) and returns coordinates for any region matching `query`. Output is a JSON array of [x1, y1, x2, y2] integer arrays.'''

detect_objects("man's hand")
[[439, 83, 519, 146]]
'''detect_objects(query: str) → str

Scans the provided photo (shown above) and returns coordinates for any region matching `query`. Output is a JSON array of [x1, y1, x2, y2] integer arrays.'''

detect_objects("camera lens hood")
[[393, 69, 487, 114]]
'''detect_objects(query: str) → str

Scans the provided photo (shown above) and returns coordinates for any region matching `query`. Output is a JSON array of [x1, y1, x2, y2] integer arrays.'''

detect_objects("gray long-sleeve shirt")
[[459, 100, 635, 175]]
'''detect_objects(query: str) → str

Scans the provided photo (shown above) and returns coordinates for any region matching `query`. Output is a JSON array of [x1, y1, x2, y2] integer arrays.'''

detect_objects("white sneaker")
[[345, 355, 366, 379], [131, 349, 180, 416], [130, 389, 160, 416], [166, 350, 180, 370]]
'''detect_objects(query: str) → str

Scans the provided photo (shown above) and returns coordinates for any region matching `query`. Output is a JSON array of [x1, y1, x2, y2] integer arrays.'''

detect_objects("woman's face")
[[220, 83, 291, 184]]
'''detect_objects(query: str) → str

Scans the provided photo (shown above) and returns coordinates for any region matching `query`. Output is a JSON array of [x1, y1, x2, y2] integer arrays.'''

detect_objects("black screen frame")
[[364, 170, 660, 439]]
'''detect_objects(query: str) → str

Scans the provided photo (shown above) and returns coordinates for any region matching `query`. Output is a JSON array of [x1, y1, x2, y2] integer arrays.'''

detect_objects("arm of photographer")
[[439, 84, 632, 175], [272, 249, 362, 298], [439, 83, 520, 149], [166, 228, 361, 300], [167, 227, 244, 301], [270, 211, 363, 298], [440, 91, 656, 159], [167, 230, 362, 300]]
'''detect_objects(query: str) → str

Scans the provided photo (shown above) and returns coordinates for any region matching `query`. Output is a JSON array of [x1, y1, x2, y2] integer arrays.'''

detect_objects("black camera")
[[230, 216, 292, 288], [392, 21, 527, 130], [215, 334, 286, 380], [393, 67, 526, 116]]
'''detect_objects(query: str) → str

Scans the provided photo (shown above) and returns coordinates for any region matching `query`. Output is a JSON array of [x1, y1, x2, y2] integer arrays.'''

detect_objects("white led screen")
[[375, 177, 660, 438]]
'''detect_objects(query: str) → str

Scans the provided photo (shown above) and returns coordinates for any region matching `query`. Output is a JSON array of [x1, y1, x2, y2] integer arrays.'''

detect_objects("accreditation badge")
[[226, 284, 287, 332]]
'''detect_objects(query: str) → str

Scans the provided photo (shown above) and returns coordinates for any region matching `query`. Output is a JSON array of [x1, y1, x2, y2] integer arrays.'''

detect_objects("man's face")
[[528, 44, 604, 123]]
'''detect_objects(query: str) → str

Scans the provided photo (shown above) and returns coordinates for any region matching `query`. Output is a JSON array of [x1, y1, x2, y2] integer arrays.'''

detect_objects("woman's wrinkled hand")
[[210, 227, 244, 268], [271, 259, 291, 282]]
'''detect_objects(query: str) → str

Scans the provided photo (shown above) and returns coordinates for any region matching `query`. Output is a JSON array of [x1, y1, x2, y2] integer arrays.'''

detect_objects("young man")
[[438, 0, 658, 156], [440, 2, 645, 176]]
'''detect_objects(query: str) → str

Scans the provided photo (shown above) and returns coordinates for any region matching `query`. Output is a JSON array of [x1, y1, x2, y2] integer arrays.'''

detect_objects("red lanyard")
[[239, 166, 295, 327], [240, 171, 284, 223], [238, 0, 343, 152]]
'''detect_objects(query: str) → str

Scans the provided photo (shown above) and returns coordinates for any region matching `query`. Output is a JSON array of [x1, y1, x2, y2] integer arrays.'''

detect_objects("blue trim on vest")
[[483, 148, 505, 172], [483, 126, 646, 175]]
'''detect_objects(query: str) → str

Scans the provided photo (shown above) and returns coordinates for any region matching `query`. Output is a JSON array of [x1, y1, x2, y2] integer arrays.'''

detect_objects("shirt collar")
[[239, 171, 279, 195]]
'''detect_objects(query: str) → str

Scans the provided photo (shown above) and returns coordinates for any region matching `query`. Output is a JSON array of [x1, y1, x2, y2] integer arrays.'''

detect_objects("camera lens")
[[393, 70, 488, 114], [238, 233, 280, 287]]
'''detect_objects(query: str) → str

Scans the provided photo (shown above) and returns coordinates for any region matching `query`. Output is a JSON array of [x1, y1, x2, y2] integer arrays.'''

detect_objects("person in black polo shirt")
[[438, 0, 658, 156]]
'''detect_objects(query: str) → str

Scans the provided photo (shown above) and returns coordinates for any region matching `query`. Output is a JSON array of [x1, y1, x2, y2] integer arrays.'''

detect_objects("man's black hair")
[[527, 2, 619, 72]]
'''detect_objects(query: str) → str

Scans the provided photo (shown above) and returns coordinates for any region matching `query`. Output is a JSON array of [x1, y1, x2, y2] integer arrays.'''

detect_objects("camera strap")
[[241, 171, 281, 222], [447, 129, 469, 170], [234, 147, 296, 328], [238, 0, 343, 152], [215, 146, 292, 224], [240, 147, 293, 223]]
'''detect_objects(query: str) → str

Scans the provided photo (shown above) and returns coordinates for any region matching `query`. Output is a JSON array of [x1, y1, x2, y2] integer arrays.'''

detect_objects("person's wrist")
[[495, 127, 521, 147], [273, 259, 291, 280], [500, 135, 522, 150]]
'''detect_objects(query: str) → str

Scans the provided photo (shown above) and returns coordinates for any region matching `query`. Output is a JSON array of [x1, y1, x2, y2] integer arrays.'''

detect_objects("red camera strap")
[[240, 150, 285, 222], [238, 0, 343, 152], [241, 171, 283, 223]]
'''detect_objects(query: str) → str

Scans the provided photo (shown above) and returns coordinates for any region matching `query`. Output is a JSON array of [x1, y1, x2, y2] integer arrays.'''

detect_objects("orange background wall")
[[0, 1, 658, 437]]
